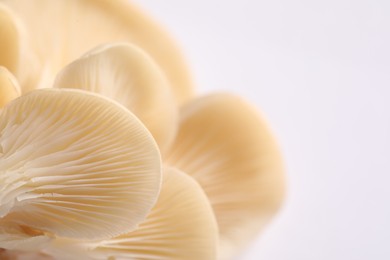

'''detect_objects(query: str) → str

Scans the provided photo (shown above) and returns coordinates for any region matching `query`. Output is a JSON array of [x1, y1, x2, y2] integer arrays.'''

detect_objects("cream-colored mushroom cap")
[[54, 43, 177, 151], [0, 4, 19, 74], [1, 0, 193, 103], [84, 167, 218, 260], [166, 93, 285, 259], [0, 1, 41, 96], [0, 66, 21, 108], [0, 89, 162, 243]]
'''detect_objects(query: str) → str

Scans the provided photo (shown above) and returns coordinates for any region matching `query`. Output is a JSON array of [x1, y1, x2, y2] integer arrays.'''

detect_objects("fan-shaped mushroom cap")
[[0, 67, 21, 108], [54, 43, 177, 151], [0, 4, 19, 74], [0, 89, 162, 242], [88, 167, 218, 260], [2, 0, 194, 103], [166, 93, 285, 259]]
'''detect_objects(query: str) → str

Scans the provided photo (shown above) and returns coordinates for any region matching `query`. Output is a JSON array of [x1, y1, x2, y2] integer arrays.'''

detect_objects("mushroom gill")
[[0, 89, 162, 243], [54, 43, 177, 151], [87, 167, 218, 260]]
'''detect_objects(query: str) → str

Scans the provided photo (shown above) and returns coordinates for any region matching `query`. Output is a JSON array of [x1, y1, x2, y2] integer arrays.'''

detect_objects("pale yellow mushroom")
[[0, 66, 21, 108], [165, 93, 285, 259], [0, 157, 221, 260], [6, 168, 218, 259], [0, 4, 19, 74], [54, 43, 177, 152], [1, 0, 194, 103], [0, 89, 162, 245], [0, 2, 40, 93], [86, 167, 218, 260]]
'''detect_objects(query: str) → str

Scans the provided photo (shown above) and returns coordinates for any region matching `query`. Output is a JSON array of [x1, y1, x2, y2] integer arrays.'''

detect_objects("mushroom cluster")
[[0, 1, 285, 259]]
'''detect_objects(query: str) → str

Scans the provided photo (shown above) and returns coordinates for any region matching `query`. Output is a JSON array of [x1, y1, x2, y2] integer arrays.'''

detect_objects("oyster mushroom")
[[166, 93, 285, 259], [0, 168, 219, 260], [1, 0, 193, 103], [0, 67, 20, 108], [54, 43, 177, 151], [85, 167, 218, 260], [0, 1, 286, 259], [0, 89, 162, 247]]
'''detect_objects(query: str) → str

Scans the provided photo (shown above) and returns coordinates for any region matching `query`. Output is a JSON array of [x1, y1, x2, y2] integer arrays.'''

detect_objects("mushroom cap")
[[14, 167, 219, 259], [166, 93, 285, 259], [88, 167, 219, 260], [0, 89, 162, 242], [54, 43, 178, 151], [0, 4, 19, 74], [1, 0, 194, 103]]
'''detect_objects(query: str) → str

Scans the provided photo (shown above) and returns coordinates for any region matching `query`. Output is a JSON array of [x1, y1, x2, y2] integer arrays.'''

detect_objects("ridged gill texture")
[[88, 167, 219, 260], [1, 0, 194, 103], [0, 89, 162, 242], [54, 43, 178, 151], [166, 93, 285, 259]]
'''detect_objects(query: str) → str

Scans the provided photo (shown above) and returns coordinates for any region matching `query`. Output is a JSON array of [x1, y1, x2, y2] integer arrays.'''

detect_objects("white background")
[[135, 1, 390, 259]]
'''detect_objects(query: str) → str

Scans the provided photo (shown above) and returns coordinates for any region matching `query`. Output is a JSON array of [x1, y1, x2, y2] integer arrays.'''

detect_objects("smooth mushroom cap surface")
[[1, 0, 194, 103], [0, 4, 19, 74], [54, 43, 178, 151], [166, 93, 285, 259]]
